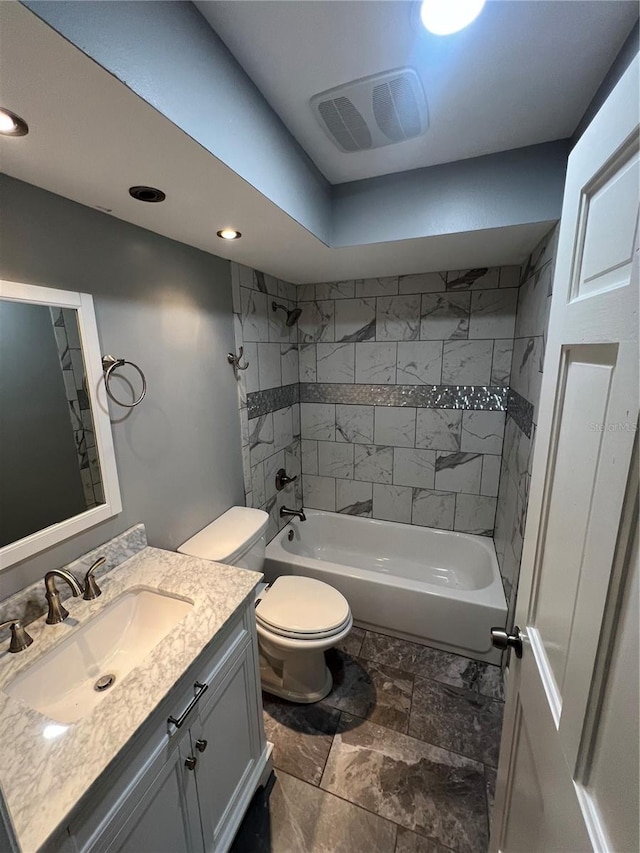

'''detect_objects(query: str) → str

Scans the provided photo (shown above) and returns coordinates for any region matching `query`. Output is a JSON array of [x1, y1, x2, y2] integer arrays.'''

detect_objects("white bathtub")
[[264, 510, 507, 664]]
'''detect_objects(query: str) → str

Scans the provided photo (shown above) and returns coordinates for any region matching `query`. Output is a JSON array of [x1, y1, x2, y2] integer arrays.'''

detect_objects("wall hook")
[[227, 347, 249, 371]]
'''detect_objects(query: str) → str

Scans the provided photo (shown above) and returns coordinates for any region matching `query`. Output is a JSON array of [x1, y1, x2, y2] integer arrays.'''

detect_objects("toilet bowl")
[[255, 574, 353, 702], [179, 506, 352, 703]]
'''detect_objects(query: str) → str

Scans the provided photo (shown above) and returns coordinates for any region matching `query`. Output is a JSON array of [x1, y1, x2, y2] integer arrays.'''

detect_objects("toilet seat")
[[256, 575, 351, 641], [256, 615, 352, 641]]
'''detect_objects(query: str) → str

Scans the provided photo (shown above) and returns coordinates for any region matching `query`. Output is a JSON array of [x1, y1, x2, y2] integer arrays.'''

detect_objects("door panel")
[[574, 140, 639, 299], [533, 346, 616, 695], [105, 738, 203, 853], [192, 645, 261, 850], [502, 657, 591, 853], [491, 56, 639, 853], [586, 523, 639, 853]]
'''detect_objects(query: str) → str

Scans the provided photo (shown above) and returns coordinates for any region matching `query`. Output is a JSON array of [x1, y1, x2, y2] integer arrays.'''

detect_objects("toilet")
[[179, 506, 352, 703]]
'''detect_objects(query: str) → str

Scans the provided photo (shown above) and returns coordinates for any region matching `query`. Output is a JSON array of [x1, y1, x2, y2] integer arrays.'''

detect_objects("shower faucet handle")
[[275, 468, 298, 491]]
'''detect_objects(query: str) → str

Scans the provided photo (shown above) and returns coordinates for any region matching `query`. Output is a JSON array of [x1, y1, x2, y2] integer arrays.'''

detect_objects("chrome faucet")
[[0, 619, 33, 653], [44, 570, 83, 624], [280, 506, 306, 522]]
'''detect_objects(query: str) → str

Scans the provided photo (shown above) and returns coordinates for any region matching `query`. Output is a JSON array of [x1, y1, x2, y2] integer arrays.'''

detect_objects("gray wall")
[[572, 20, 639, 145], [0, 173, 244, 599], [24, 0, 332, 243], [0, 301, 86, 546], [332, 142, 569, 247], [22, 2, 570, 253]]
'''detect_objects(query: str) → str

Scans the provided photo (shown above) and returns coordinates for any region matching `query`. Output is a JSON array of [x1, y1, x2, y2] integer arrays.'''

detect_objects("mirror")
[[0, 280, 121, 570]]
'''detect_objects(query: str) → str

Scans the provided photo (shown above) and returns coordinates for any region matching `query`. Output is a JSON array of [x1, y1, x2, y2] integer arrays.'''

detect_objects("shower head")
[[272, 302, 302, 327]]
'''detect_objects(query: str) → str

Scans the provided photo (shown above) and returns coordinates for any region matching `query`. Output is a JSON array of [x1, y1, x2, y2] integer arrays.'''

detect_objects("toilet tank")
[[178, 507, 269, 571]]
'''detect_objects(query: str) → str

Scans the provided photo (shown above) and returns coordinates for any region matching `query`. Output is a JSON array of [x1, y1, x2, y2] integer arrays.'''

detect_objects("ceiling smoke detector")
[[310, 68, 428, 153]]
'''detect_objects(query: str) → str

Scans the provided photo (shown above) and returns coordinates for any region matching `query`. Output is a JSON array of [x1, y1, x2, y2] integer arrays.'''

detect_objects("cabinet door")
[[103, 735, 204, 853], [191, 644, 262, 851]]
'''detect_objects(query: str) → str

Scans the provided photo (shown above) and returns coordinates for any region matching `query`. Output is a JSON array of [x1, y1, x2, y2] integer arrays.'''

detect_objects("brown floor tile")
[[263, 694, 341, 785], [408, 677, 503, 767], [325, 649, 414, 733], [361, 631, 504, 700], [231, 769, 397, 853], [484, 765, 497, 826], [336, 625, 366, 656], [321, 714, 488, 853], [396, 826, 455, 852]]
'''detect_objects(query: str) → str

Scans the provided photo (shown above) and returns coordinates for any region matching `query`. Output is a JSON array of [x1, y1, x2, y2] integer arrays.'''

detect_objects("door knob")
[[195, 739, 208, 753], [185, 755, 197, 771], [491, 626, 523, 658]]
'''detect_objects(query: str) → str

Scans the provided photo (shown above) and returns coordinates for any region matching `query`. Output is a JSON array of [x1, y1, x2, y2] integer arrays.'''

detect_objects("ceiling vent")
[[310, 68, 428, 153]]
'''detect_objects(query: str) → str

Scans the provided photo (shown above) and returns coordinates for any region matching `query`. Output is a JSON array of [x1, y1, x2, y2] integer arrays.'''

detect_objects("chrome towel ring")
[[102, 355, 147, 408]]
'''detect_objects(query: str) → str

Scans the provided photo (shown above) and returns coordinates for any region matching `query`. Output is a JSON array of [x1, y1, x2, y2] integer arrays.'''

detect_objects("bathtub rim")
[[267, 509, 505, 606], [264, 509, 507, 664]]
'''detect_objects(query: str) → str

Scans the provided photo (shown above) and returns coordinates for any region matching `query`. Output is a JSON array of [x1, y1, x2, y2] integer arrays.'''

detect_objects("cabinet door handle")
[[195, 739, 208, 753], [168, 681, 208, 729], [185, 755, 197, 771]]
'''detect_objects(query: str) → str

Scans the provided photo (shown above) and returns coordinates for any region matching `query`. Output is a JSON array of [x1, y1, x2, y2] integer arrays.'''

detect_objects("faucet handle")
[[0, 619, 34, 653], [275, 468, 298, 491], [83, 556, 106, 600]]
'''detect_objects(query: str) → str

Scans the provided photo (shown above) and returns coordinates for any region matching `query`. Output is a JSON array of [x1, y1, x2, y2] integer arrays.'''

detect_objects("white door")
[[490, 56, 639, 853]]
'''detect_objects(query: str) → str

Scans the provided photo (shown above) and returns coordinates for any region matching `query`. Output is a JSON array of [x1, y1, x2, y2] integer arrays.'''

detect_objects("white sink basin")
[[6, 588, 193, 724]]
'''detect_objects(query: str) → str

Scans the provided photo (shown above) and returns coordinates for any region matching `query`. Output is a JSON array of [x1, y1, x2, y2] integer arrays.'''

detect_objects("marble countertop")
[[0, 546, 262, 853]]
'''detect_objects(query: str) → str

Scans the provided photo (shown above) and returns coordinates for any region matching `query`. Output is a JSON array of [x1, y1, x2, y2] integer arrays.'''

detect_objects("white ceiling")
[[0, 2, 554, 284], [197, 0, 638, 184]]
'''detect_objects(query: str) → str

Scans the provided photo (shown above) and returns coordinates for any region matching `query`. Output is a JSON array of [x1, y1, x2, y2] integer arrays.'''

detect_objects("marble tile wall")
[[494, 225, 559, 626], [297, 267, 521, 536], [232, 264, 303, 542], [233, 245, 558, 570], [49, 307, 103, 509]]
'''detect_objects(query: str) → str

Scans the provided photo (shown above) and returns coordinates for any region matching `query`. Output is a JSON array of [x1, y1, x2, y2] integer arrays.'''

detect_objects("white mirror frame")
[[0, 279, 122, 570]]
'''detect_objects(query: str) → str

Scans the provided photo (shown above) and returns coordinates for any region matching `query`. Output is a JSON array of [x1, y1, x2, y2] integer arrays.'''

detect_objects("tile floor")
[[232, 628, 504, 853]]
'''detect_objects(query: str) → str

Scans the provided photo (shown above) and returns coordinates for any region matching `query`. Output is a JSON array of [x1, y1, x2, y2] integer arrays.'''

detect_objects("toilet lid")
[[256, 576, 350, 636]]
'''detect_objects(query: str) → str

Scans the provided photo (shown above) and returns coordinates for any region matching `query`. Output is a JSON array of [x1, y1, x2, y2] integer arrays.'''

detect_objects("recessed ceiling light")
[[217, 228, 242, 240], [420, 0, 485, 35], [0, 108, 28, 137], [129, 186, 166, 203]]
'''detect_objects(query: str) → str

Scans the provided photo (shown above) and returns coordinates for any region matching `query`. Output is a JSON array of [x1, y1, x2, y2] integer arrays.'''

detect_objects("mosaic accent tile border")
[[247, 383, 300, 418], [300, 383, 508, 411], [247, 383, 509, 417], [507, 388, 534, 438]]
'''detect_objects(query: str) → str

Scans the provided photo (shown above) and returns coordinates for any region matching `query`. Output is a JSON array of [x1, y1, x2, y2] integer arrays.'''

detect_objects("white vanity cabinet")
[[58, 601, 270, 853], [99, 731, 203, 853]]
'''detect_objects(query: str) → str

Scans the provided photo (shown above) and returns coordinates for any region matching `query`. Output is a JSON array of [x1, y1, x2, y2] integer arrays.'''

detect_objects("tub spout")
[[280, 506, 306, 522]]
